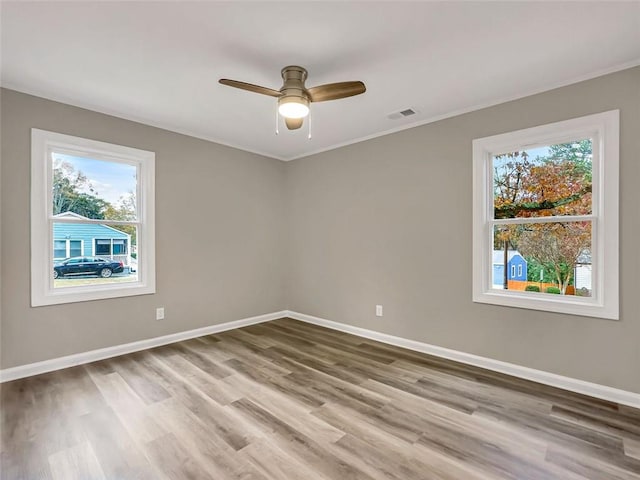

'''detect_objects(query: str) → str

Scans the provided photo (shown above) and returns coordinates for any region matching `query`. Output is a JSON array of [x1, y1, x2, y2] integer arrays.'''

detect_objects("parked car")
[[53, 256, 124, 279]]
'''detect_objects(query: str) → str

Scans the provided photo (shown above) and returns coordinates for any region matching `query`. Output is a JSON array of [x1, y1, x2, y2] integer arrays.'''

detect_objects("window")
[[53, 239, 83, 260], [31, 129, 155, 306], [95, 239, 111, 256], [511, 265, 516, 279], [472, 111, 619, 319], [94, 238, 128, 256]]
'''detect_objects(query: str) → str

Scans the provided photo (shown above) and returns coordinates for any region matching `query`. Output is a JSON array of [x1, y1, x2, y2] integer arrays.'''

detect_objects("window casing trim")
[[31, 129, 155, 306], [472, 110, 619, 320]]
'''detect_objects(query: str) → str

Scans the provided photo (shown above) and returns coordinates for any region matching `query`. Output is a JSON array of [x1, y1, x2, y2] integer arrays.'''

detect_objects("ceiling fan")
[[219, 66, 366, 131]]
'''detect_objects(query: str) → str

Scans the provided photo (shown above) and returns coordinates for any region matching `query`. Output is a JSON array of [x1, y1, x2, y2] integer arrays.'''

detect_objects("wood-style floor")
[[2, 318, 640, 480]]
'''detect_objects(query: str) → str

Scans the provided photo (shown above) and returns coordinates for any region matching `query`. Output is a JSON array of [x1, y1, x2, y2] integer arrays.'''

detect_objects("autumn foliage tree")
[[493, 140, 592, 294]]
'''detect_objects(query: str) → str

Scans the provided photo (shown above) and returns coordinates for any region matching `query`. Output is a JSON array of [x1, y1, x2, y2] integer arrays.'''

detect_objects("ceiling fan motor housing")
[[278, 66, 310, 118]]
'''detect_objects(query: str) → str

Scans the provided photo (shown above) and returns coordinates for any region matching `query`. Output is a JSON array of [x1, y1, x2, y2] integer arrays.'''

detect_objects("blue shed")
[[492, 250, 527, 286], [53, 212, 131, 265]]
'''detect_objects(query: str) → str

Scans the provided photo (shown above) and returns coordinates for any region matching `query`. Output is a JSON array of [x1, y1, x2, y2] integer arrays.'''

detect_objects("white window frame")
[[31, 129, 155, 306], [517, 264, 523, 278], [472, 110, 619, 320]]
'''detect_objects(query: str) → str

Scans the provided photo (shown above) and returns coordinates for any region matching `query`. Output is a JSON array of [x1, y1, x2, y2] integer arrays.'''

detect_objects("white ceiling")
[[2, 2, 639, 161]]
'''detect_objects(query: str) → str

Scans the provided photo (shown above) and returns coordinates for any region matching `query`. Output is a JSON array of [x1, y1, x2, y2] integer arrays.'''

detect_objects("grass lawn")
[[54, 275, 138, 288]]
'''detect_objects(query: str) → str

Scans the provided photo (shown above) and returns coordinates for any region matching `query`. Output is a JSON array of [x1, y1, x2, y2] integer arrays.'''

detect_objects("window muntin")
[[472, 111, 619, 319], [31, 129, 155, 306]]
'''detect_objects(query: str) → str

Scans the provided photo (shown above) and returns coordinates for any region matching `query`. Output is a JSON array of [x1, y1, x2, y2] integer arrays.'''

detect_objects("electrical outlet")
[[376, 305, 383, 317], [156, 307, 165, 320]]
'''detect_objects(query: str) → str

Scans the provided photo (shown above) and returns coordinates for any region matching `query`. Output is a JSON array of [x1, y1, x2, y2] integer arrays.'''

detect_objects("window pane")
[[493, 139, 592, 219], [95, 239, 111, 256], [53, 240, 67, 259], [492, 221, 592, 297], [112, 239, 127, 255], [69, 240, 82, 257], [53, 224, 137, 289], [52, 153, 137, 221]]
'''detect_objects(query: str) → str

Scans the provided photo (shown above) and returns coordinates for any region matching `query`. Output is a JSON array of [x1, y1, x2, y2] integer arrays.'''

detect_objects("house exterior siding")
[[53, 221, 130, 264], [492, 250, 528, 286]]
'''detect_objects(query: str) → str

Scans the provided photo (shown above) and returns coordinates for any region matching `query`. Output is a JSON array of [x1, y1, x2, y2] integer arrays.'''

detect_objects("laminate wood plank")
[[1, 441, 54, 480], [77, 406, 161, 479], [223, 357, 326, 409], [361, 377, 550, 459], [333, 432, 468, 480], [473, 404, 640, 474], [162, 342, 235, 379], [146, 397, 268, 479], [3, 317, 639, 479], [406, 360, 553, 413], [84, 369, 168, 444], [48, 441, 105, 480], [223, 328, 279, 349], [265, 345, 369, 384], [223, 373, 345, 444], [1, 374, 88, 458], [284, 363, 390, 413], [545, 446, 640, 480], [626, 438, 640, 461], [312, 402, 495, 480], [550, 403, 640, 439], [264, 319, 365, 347], [230, 397, 375, 480], [238, 437, 332, 480], [107, 355, 171, 405], [145, 352, 262, 451], [414, 418, 561, 480], [245, 323, 318, 350], [143, 432, 217, 480], [158, 353, 243, 405]]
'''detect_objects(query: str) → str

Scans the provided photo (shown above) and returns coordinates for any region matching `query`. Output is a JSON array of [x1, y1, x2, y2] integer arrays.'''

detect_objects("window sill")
[[32, 281, 155, 307], [473, 289, 618, 320]]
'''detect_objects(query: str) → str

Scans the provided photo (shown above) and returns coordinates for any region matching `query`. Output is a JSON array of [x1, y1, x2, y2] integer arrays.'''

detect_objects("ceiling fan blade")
[[219, 79, 281, 97], [285, 117, 304, 130], [307, 81, 366, 102]]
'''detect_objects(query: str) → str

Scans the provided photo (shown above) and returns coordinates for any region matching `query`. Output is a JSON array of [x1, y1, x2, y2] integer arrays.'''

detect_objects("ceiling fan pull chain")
[[275, 106, 280, 135], [307, 110, 312, 140]]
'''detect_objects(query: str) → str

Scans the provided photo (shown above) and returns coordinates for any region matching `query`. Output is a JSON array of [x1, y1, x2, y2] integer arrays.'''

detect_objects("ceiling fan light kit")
[[219, 65, 366, 132], [278, 96, 309, 119]]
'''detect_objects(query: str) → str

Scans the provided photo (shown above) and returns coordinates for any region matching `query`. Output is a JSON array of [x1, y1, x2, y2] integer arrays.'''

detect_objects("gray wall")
[[286, 67, 640, 394], [1, 89, 287, 369], [2, 68, 639, 394]]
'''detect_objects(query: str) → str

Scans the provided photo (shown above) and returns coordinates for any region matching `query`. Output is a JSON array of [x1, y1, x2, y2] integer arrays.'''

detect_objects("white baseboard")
[[0, 310, 287, 383], [285, 310, 640, 410]]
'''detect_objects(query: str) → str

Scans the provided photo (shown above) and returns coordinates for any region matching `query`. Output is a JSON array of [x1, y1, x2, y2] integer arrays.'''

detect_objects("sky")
[[492, 145, 550, 168], [53, 153, 136, 205]]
